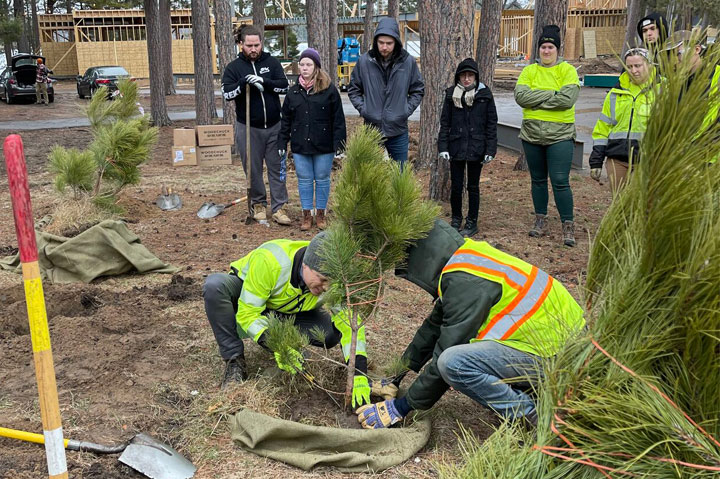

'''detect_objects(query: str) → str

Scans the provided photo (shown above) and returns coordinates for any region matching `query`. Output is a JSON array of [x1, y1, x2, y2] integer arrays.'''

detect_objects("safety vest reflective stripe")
[[246, 319, 268, 338], [342, 340, 366, 358], [477, 268, 553, 340], [240, 242, 292, 295], [240, 288, 266, 307], [608, 131, 643, 140], [609, 92, 617, 122], [443, 250, 528, 292], [442, 248, 554, 341]]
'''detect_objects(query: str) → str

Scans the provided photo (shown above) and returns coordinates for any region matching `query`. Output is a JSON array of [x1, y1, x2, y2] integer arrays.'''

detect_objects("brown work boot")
[[252, 204, 267, 221], [562, 220, 576, 247], [272, 208, 292, 226], [529, 214, 548, 237], [300, 210, 313, 231], [315, 209, 327, 230]]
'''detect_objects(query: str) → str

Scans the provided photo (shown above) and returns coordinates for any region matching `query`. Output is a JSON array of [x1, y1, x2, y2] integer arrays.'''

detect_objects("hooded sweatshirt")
[[348, 18, 425, 138], [394, 220, 503, 410], [637, 12, 670, 46]]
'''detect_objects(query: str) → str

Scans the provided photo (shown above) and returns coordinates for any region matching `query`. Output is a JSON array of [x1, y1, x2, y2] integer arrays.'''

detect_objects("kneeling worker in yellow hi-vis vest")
[[356, 220, 585, 429], [204, 232, 371, 408]]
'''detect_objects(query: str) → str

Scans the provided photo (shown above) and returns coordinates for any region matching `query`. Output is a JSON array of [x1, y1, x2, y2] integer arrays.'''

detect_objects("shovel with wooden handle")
[[196, 196, 247, 219], [243, 83, 269, 226], [0, 426, 196, 479]]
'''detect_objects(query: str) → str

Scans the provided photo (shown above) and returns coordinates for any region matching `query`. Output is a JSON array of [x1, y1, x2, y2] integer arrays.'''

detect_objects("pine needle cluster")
[[49, 80, 158, 211], [441, 32, 720, 478], [263, 312, 310, 368]]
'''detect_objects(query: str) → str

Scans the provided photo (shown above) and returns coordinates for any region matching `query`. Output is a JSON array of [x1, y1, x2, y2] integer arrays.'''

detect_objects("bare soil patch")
[[0, 114, 612, 478]]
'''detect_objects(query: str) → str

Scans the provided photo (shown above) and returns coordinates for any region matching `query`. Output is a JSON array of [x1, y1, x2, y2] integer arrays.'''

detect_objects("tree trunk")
[[13, 0, 30, 53], [144, 0, 171, 126], [159, 0, 176, 95], [623, 0, 643, 52], [421, 0, 474, 201], [64, 0, 70, 13], [252, 0, 265, 33], [327, 0, 338, 86], [29, 0, 39, 53], [214, 0, 236, 126], [531, 0, 569, 60], [475, 0, 502, 87], [1, 0, 13, 60], [307, 0, 330, 76], [387, 0, 399, 19], [192, 0, 218, 125], [362, 0, 374, 54]]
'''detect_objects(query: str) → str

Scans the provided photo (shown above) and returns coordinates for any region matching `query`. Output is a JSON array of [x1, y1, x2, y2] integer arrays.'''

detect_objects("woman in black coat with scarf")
[[437, 57, 498, 237]]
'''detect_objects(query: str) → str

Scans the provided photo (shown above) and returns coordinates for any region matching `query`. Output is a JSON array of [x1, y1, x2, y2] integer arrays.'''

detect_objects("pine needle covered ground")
[[441, 40, 720, 479]]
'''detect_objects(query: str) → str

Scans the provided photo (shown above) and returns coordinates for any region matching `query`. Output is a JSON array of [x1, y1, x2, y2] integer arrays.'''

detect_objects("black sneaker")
[[459, 218, 478, 237], [221, 355, 248, 389], [450, 216, 462, 231]]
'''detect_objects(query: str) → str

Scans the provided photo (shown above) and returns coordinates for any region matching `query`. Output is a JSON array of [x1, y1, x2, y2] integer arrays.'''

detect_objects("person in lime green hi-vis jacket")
[[203, 232, 371, 408], [515, 25, 580, 247]]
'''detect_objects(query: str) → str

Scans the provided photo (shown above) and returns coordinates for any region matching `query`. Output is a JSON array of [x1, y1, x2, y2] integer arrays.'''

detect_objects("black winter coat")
[[437, 85, 498, 162], [278, 83, 347, 155]]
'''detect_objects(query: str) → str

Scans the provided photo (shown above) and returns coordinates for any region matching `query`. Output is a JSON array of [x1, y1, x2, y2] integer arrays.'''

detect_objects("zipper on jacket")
[[252, 62, 268, 128]]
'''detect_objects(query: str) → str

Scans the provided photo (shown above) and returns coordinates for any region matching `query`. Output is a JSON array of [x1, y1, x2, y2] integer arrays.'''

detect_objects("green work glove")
[[352, 375, 371, 408], [273, 348, 303, 374], [370, 378, 399, 400]]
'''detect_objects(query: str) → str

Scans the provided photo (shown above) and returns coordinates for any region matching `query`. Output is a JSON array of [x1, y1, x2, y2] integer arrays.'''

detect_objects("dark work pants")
[[450, 160, 483, 221], [521, 139, 575, 222], [203, 273, 340, 360]]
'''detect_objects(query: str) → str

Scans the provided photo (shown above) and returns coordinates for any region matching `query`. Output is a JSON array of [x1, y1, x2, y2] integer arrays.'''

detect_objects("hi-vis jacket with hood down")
[[395, 221, 584, 411], [589, 71, 656, 169], [229, 239, 366, 365], [348, 17, 425, 138], [514, 60, 580, 145]]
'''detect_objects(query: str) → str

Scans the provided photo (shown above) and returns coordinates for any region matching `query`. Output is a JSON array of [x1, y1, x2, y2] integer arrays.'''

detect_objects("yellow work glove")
[[356, 399, 404, 429], [273, 348, 303, 374], [352, 375, 371, 408], [370, 378, 399, 400]]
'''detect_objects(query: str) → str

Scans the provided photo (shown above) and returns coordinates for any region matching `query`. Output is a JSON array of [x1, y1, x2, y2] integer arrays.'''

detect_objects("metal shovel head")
[[156, 193, 182, 211], [119, 433, 196, 479], [197, 201, 225, 219]]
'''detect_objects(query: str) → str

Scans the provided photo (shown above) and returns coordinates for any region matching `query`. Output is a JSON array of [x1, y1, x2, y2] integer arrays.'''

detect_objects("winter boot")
[[221, 355, 248, 389], [459, 218, 478, 237], [562, 220, 576, 247], [315, 209, 327, 230], [300, 210, 313, 231], [252, 204, 267, 221], [529, 214, 548, 237], [450, 216, 462, 231]]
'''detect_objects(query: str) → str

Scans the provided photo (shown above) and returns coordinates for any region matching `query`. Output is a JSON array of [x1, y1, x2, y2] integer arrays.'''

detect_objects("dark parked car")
[[76, 66, 133, 98], [0, 54, 55, 104]]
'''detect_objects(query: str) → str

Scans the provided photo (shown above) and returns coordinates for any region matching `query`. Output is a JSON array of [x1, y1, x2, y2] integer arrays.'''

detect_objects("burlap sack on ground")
[[229, 408, 432, 473], [0, 220, 177, 283]]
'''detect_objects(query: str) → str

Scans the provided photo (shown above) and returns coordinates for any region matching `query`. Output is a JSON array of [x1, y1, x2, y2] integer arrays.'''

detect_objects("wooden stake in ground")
[[3, 134, 68, 479], [245, 83, 253, 224]]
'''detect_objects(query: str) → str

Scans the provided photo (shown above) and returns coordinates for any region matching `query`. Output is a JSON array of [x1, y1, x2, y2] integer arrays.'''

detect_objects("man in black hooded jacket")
[[348, 17, 424, 169], [637, 12, 669, 49]]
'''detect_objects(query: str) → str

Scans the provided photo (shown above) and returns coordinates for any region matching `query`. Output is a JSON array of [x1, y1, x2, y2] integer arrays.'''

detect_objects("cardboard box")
[[198, 145, 232, 166], [196, 124, 234, 146], [173, 128, 197, 147], [172, 146, 197, 166]]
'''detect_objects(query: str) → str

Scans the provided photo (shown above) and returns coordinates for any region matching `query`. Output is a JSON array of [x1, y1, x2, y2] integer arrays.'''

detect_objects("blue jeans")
[[384, 131, 409, 170], [437, 340, 541, 419], [293, 153, 334, 210]]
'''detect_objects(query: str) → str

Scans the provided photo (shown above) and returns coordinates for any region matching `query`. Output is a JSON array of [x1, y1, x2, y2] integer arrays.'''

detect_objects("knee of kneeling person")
[[203, 273, 229, 299], [437, 347, 464, 386], [324, 328, 341, 349]]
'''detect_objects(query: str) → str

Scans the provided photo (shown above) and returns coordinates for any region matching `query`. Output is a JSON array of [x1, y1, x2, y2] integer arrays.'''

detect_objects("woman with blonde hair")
[[279, 48, 346, 231]]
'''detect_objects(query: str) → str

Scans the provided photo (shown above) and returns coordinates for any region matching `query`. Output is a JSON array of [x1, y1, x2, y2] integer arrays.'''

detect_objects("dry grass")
[[44, 196, 116, 236]]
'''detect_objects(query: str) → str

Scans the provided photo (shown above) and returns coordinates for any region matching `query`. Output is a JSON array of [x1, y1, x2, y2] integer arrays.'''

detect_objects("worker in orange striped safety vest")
[[356, 220, 585, 429]]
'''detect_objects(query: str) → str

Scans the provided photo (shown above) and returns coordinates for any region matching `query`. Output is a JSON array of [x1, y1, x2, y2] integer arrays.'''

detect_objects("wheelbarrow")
[[0, 426, 196, 479], [197, 196, 247, 219]]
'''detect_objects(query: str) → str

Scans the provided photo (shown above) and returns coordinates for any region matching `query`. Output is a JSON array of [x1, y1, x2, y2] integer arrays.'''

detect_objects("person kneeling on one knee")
[[204, 232, 371, 408], [356, 220, 585, 429]]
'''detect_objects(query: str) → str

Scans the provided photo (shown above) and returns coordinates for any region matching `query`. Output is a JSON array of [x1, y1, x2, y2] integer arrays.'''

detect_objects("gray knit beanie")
[[303, 231, 329, 276]]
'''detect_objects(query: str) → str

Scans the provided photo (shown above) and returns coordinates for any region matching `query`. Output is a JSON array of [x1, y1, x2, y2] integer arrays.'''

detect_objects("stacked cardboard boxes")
[[172, 124, 234, 167]]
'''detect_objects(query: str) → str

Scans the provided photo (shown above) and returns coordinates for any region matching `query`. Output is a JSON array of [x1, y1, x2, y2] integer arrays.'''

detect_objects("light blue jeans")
[[437, 340, 541, 419], [293, 152, 334, 210]]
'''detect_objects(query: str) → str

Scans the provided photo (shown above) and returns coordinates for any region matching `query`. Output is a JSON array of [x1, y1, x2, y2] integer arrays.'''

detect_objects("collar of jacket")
[[534, 57, 565, 67], [291, 247, 307, 291]]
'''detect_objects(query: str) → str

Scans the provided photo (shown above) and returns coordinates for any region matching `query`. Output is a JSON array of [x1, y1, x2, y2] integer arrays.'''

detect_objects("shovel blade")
[[119, 433, 196, 479], [197, 202, 224, 219], [156, 194, 182, 211]]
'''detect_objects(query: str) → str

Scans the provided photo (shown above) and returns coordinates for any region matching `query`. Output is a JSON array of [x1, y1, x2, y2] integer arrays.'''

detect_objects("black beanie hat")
[[538, 25, 561, 50]]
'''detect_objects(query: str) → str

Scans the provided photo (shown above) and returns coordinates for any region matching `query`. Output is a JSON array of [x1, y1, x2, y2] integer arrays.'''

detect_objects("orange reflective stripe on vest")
[[442, 248, 554, 341]]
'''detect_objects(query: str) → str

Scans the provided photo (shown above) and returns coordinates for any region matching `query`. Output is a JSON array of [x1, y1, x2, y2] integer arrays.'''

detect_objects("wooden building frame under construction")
[[38, 3, 630, 78]]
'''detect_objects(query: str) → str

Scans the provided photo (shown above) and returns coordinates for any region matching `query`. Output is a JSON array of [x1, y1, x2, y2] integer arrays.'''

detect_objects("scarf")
[[299, 75, 314, 93], [452, 82, 476, 108]]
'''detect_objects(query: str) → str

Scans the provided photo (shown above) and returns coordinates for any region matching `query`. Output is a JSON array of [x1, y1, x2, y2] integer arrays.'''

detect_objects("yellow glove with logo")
[[352, 375, 371, 408], [356, 399, 404, 429], [370, 378, 399, 400]]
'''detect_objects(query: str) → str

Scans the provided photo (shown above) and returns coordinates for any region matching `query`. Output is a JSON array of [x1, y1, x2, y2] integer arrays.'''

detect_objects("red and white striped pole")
[[3, 134, 68, 479]]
